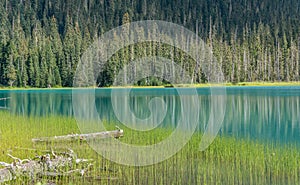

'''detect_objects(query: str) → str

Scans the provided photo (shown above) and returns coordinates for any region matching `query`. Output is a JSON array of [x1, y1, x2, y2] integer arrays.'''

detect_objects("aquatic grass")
[[0, 111, 300, 184]]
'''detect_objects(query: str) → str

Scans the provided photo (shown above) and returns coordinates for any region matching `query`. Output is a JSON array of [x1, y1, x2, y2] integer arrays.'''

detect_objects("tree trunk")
[[32, 129, 124, 143]]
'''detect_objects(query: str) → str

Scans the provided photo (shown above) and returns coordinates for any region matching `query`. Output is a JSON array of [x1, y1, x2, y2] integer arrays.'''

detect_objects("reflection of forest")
[[222, 92, 300, 145], [9, 90, 73, 117], [5, 88, 300, 145], [0, 97, 10, 110]]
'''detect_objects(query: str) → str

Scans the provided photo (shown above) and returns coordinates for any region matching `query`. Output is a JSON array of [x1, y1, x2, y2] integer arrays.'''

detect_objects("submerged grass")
[[0, 111, 299, 184]]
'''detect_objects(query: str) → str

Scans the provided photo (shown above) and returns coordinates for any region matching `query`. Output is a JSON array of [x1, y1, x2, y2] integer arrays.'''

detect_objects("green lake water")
[[0, 86, 299, 146]]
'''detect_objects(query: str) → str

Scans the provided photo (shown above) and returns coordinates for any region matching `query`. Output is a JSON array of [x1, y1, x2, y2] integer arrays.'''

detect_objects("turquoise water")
[[0, 86, 300, 145]]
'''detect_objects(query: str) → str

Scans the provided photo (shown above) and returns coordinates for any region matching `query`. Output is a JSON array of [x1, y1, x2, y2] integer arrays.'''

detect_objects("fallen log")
[[32, 129, 124, 143]]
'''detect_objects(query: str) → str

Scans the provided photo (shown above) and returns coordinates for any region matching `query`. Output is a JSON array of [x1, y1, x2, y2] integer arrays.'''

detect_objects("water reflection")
[[2, 90, 73, 116], [222, 92, 300, 145], [1, 87, 300, 145]]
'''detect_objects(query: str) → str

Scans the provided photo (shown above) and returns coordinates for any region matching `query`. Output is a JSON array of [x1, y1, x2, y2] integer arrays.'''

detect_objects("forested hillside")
[[0, 0, 299, 87]]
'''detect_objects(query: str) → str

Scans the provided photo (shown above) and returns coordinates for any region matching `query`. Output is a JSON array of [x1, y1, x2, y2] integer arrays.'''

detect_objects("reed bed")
[[0, 111, 299, 184]]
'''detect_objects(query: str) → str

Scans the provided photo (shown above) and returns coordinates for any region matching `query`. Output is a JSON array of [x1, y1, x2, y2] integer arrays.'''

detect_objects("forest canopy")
[[0, 0, 299, 87]]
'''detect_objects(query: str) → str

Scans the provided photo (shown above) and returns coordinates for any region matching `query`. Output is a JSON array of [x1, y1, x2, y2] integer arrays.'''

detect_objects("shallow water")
[[0, 86, 299, 146]]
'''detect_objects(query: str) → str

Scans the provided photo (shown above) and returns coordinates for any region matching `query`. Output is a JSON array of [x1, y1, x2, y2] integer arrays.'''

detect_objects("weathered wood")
[[32, 129, 124, 143], [0, 150, 92, 183], [0, 129, 124, 182]]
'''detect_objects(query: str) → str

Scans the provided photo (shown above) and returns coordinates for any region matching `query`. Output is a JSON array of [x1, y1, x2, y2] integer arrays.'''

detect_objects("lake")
[[0, 86, 299, 146]]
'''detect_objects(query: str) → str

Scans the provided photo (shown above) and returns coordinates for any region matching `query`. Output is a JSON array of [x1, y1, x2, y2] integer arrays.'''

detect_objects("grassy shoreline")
[[0, 111, 299, 184], [0, 81, 300, 90]]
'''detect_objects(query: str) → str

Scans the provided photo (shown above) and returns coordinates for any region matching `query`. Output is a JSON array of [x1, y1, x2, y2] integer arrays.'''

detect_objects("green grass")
[[1, 81, 300, 90], [182, 81, 300, 87], [0, 111, 299, 184], [224, 81, 300, 87]]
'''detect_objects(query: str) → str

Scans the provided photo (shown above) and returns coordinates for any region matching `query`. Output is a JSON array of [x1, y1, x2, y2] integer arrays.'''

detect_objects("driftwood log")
[[0, 129, 124, 183], [0, 150, 92, 183], [32, 129, 124, 143]]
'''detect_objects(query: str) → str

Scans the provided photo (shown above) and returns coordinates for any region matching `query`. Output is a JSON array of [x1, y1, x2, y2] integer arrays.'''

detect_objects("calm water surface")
[[0, 86, 299, 146]]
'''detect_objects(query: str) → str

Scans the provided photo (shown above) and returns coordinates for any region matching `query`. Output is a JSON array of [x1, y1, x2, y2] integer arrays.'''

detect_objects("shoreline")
[[0, 81, 300, 90]]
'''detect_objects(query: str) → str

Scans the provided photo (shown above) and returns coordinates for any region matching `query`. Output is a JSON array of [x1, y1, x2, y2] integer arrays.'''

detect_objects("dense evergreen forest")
[[0, 0, 299, 87]]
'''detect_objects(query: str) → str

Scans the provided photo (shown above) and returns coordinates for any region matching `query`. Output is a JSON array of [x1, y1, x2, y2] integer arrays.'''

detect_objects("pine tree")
[[11, 15, 29, 87], [0, 8, 10, 85], [3, 41, 17, 87], [49, 16, 63, 86], [6, 57, 16, 87], [62, 15, 75, 86]]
